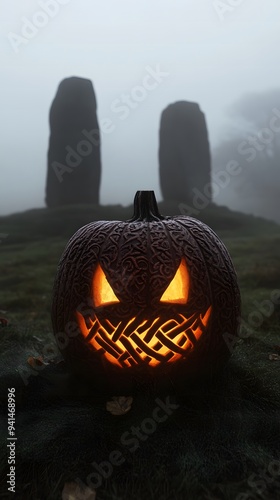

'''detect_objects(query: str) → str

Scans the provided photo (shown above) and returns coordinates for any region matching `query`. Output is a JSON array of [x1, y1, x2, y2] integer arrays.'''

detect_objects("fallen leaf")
[[268, 353, 280, 361], [0, 317, 8, 327], [62, 482, 96, 500], [27, 356, 49, 369], [106, 396, 133, 415], [273, 345, 280, 354]]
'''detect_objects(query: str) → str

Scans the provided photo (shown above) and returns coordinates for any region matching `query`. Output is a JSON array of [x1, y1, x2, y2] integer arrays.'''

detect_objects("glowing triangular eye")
[[93, 264, 120, 307], [160, 258, 190, 304]]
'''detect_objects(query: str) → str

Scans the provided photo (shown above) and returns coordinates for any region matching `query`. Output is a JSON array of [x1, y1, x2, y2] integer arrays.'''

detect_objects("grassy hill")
[[0, 203, 279, 499], [0, 201, 278, 245]]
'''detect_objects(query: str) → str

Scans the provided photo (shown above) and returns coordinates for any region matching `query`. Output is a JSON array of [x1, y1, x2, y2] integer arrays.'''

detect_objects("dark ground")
[[0, 202, 279, 500]]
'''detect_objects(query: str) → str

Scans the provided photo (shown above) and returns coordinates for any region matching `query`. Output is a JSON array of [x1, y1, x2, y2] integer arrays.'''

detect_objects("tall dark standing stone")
[[159, 101, 211, 203], [45, 77, 101, 208]]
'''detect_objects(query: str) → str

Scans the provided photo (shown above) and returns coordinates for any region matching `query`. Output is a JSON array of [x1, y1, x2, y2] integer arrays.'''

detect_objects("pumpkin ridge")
[[160, 218, 180, 264], [63, 220, 119, 325], [146, 220, 152, 304], [175, 218, 213, 303], [105, 221, 127, 279], [176, 217, 240, 350], [194, 222, 241, 328], [51, 191, 240, 391], [157, 218, 181, 293]]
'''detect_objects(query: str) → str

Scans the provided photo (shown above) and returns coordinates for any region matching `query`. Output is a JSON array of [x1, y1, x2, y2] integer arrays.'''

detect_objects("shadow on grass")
[[0, 328, 279, 500]]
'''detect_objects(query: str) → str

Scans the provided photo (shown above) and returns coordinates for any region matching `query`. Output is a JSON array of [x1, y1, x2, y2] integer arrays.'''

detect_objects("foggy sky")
[[1, 0, 280, 216]]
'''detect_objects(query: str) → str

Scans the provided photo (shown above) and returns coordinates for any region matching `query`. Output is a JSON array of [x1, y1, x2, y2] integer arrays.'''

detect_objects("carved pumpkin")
[[52, 191, 240, 391]]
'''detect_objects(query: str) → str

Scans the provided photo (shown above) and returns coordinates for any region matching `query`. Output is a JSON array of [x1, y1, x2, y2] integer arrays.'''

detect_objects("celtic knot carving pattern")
[[76, 306, 212, 368], [52, 193, 240, 384]]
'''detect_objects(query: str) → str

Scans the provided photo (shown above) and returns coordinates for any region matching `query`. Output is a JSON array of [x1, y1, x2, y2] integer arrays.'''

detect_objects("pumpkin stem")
[[129, 191, 164, 222]]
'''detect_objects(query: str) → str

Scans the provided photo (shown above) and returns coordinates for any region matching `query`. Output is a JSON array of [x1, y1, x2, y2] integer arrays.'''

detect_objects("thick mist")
[[212, 89, 280, 223], [1, 0, 280, 223]]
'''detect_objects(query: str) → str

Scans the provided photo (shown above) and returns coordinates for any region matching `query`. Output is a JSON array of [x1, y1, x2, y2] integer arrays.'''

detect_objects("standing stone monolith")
[[45, 77, 101, 208], [159, 101, 211, 203]]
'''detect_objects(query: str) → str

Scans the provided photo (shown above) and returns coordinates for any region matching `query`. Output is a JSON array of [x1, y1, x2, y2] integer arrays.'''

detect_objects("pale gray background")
[[1, 0, 279, 218]]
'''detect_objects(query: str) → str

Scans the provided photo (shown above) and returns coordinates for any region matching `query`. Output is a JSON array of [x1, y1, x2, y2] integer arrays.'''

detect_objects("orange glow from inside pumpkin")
[[93, 264, 120, 307], [76, 305, 212, 368], [160, 258, 190, 304]]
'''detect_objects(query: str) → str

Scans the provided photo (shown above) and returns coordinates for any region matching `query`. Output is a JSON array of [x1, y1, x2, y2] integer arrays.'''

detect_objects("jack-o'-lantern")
[[52, 191, 240, 392]]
